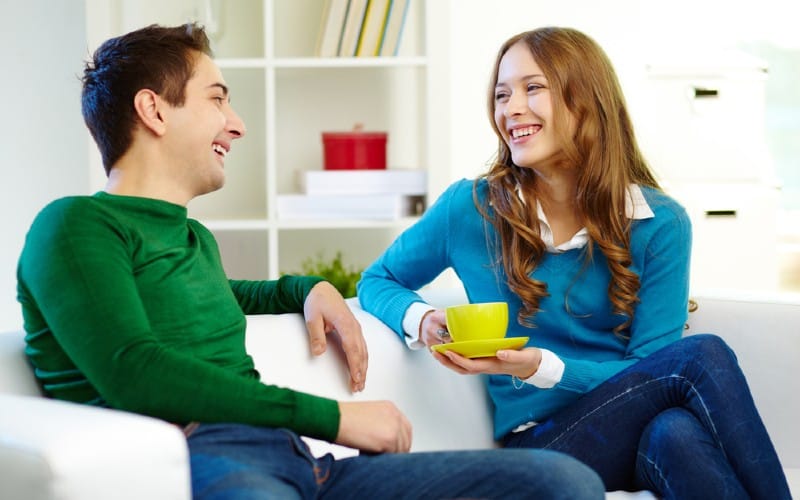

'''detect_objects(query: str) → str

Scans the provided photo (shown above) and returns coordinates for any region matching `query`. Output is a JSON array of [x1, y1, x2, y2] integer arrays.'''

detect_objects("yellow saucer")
[[430, 337, 529, 358]]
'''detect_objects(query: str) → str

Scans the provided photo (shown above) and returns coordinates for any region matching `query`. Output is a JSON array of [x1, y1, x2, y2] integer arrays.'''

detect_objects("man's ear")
[[133, 89, 167, 136]]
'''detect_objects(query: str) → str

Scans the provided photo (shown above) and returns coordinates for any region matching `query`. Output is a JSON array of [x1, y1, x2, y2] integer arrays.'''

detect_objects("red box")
[[322, 131, 387, 170]]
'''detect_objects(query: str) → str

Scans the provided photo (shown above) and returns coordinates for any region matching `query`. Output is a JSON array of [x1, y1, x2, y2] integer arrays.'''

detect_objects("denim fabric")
[[187, 422, 604, 499], [503, 334, 791, 499]]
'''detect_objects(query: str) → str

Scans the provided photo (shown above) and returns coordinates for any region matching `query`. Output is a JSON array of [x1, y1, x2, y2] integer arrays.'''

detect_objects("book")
[[378, 0, 410, 57], [277, 193, 422, 220], [315, 0, 350, 57], [355, 0, 391, 57], [298, 169, 427, 195], [337, 0, 368, 57]]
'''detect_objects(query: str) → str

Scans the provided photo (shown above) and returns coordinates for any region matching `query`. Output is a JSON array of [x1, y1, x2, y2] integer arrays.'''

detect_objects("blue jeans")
[[503, 334, 791, 499], [187, 423, 603, 499]]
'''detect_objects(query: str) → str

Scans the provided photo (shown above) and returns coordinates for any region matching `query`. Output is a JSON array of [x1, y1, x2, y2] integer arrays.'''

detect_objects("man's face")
[[162, 53, 246, 197]]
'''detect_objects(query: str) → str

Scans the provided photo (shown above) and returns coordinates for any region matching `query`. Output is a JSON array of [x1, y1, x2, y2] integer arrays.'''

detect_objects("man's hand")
[[303, 281, 367, 392], [336, 401, 412, 453]]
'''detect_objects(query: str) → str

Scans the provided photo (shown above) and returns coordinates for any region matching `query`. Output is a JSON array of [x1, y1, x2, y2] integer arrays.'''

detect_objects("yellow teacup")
[[445, 302, 509, 343]]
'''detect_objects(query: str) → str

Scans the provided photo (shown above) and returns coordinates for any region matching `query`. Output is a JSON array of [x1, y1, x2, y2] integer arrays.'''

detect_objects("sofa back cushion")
[[0, 330, 42, 396], [245, 296, 497, 456]]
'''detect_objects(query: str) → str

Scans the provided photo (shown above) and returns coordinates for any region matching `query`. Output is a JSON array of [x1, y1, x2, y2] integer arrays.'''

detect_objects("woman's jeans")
[[503, 334, 791, 500], [187, 424, 604, 499]]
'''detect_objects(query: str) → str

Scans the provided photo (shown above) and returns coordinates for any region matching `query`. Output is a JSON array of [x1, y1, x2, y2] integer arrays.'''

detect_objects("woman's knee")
[[640, 408, 706, 451], [677, 334, 738, 365]]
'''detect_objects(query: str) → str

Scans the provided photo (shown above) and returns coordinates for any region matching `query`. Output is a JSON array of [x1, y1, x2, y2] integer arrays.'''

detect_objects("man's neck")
[[105, 150, 192, 206]]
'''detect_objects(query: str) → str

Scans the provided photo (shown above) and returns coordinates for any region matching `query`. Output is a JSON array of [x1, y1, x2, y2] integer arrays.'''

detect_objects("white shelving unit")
[[86, 0, 449, 280]]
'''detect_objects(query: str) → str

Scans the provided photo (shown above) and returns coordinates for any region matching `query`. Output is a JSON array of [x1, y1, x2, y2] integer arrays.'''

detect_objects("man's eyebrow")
[[208, 82, 229, 96]]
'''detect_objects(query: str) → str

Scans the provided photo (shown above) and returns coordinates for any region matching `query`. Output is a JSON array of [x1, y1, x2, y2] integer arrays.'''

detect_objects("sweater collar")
[[516, 184, 655, 253]]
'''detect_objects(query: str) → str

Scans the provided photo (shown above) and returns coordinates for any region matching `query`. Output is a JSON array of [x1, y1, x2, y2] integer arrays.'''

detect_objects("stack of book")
[[315, 0, 411, 58], [277, 169, 427, 220]]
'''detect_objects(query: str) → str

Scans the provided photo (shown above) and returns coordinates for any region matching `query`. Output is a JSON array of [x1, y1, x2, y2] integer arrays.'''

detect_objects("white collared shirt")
[[529, 183, 654, 253], [402, 184, 655, 391]]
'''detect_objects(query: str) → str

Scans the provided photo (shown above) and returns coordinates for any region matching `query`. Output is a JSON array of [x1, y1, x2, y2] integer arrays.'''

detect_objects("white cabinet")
[[664, 182, 780, 292], [638, 52, 781, 292], [637, 51, 774, 185], [86, 0, 448, 280]]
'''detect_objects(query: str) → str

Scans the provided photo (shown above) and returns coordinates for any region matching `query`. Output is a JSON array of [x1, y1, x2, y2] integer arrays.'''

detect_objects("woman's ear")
[[133, 89, 167, 136]]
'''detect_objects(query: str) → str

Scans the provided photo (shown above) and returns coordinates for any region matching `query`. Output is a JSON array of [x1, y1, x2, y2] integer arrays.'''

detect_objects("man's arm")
[[230, 276, 324, 315], [18, 200, 341, 441]]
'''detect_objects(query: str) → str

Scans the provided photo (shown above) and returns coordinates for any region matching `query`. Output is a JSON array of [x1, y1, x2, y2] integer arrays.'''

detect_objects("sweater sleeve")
[[357, 181, 462, 338], [231, 275, 325, 315], [17, 201, 340, 442], [557, 199, 693, 393]]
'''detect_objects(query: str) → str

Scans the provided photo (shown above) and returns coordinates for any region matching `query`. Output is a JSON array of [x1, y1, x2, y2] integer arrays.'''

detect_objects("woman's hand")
[[303, 281, 367, 392], [432, 346, 542, 380], [419, 309, 451, 346]]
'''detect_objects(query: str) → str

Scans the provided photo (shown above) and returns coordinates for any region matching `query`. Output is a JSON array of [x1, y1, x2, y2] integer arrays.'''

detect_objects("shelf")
[[199, 219, 272, 231], [216, 57, 427, 69], [215, 58, 268, 69], [93, 0, 434, 279], [276, 217, 420, 230], [201, 217, 419, 231], [272, 56, 427, 68]]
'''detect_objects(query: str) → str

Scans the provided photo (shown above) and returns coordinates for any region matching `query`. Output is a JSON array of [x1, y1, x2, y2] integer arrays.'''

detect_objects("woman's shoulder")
[[443, 177, 482, 194], [438, 177, 487, 205], [639, 185, 689, 222], [634, 186, 692, 246]]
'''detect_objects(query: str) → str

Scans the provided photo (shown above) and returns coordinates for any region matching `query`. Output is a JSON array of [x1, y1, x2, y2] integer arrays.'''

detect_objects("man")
[[17, 23, 603, 499]]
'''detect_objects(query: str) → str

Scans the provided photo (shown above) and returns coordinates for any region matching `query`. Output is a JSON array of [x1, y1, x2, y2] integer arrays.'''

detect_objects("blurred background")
[[2, 0, 798, 332]]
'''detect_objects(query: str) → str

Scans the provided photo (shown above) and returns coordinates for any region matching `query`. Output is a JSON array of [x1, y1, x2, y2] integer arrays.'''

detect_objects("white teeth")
[[512, 126, 537, 139], [212, 144, 227, 157]]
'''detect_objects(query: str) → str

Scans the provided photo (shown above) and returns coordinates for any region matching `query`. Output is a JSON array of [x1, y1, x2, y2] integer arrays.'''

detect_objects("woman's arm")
[[358, 181, 467, 336]]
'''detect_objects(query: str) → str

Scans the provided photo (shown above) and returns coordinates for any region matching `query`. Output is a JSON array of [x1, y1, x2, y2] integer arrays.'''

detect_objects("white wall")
[[434, 0, 797, 293], [0, 0, 89, 331], [2, 0, 797, 331], [440, 0, 795, 184]]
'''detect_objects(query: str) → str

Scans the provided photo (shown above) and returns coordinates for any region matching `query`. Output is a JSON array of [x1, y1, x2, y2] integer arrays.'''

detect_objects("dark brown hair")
[[81, 23, 212, 173]]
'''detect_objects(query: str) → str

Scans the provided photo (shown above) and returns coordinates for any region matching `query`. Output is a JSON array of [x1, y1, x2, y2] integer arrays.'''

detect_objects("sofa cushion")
[[0, 329, 41, 396], [0, 394, 191, 500]]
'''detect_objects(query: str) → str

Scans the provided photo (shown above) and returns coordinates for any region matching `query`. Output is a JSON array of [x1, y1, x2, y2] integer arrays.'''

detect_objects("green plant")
[[293, 251, 363, 298]]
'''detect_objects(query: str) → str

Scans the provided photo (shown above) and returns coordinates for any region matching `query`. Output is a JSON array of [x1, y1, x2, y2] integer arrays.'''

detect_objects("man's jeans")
[[187, 423, 603, 499], [504, 334, 791, 499]]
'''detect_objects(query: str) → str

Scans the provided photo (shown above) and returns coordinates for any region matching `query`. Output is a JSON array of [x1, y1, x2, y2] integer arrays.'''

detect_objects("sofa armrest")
[[0, 394, 191, 500], [245, 296, 497, 457]]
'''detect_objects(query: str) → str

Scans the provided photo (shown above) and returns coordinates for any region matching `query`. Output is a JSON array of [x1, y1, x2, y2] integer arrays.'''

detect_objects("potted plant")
[[290, 251, 363, 298]]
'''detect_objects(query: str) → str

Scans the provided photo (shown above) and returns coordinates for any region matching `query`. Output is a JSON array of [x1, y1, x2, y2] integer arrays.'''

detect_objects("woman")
[[358, 27, 790, 499]]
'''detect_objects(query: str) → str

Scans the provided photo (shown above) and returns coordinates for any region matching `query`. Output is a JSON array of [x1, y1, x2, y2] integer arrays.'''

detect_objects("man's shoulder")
[[33, 195, 100, 226]]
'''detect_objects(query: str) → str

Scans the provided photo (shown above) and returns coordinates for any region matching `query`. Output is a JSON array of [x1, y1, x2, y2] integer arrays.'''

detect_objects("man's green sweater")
[[17, 192, 340, 441]]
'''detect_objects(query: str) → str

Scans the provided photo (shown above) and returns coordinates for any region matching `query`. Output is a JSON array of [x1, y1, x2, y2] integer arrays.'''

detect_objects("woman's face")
[[493, 41, 571, 170]]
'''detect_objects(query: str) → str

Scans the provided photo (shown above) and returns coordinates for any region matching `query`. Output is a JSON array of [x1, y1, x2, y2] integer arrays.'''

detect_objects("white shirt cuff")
[[523, 348, 564, 389], [401, 302, 435, 350]]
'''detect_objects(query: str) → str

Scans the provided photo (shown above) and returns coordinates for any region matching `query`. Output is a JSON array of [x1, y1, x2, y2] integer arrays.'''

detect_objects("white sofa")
[[1, 289, 798, 499]]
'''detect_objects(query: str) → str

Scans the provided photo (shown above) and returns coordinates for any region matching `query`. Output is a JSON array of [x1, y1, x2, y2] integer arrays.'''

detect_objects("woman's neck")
[[527, 169, 582, 246]]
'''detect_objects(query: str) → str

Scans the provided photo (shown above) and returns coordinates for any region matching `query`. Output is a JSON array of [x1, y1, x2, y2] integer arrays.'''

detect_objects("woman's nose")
[[504, 91, 527, 117]]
